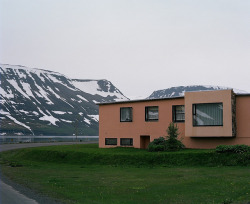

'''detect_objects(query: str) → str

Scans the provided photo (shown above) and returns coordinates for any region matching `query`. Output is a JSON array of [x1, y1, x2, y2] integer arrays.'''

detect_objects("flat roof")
[[236, 93, 250, 96], [97, 92, 250, 105], [97, 96, 184, 105]]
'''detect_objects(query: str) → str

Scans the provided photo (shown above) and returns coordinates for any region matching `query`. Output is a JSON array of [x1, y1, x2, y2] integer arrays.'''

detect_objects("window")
[[172, 105, 185, 122], [105, 138, 117, 145], [145, 106, 159, 121], [193, 103, 223, 126], [120, 138, 133, 146], [120, 107, 133, 122]]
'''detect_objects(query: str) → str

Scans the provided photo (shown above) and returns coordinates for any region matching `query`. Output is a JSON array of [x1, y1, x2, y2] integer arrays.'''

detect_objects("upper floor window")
[[120, 107, 132, 122], [173, 105, 185, 122], [145, 106, 159, 121], [193, 103, 223, 126]]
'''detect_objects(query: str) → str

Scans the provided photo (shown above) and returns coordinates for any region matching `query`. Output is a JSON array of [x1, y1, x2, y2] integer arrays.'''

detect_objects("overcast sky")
[[0, 0, 249, 99]]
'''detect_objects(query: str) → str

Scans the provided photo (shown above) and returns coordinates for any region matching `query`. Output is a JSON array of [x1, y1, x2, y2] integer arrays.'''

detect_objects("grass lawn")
[[0, 144, 249, 204]]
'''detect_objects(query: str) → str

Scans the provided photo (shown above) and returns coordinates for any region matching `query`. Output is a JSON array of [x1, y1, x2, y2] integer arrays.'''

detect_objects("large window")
[[172, 105, 185, 122], [120, 138, 133, 146], [145, 106, 159, 121], [105, 138, 117, 145], [120, 107, 132, 122], [193, 103, 223, 126]]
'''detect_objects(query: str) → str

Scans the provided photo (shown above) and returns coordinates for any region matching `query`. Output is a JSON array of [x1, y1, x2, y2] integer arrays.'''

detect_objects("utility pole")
[[73, 115, 80, 141]]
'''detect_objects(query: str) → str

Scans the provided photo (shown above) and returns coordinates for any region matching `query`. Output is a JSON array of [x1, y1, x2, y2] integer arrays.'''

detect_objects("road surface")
[[0, 141, 97, 204]]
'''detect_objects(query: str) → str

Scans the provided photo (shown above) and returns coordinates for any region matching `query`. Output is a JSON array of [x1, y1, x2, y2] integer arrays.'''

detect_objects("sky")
[[0, 0, 249, 99]]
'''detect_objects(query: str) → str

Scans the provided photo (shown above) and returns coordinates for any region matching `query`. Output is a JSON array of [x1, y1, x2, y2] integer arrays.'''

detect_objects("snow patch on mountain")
[[8, 79, 30, 99], [6, 114, 33, 134], [39, 115, 59, 126], [0, 110, 9, 115], [72, 79, 129, 101], [89, 115, 99, 122], [84, 118, 91, 125], [52, 111, 67, 115], [77, 95, 88, 102], [0, 87, 14, 99], [0, 63, 62, 77], [61, 119, 72, 123], [19, 110, 29, 114], [47, 87, 61, 98]]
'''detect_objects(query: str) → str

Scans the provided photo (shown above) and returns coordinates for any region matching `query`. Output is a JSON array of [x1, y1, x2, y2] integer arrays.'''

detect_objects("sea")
[[0, 136, 99, 144]]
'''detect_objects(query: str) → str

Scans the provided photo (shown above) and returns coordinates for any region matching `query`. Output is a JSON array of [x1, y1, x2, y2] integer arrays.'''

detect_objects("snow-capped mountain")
[[147, 85, 247, 99], [71, 79, 128, 102], [0, 64, 128, 136]]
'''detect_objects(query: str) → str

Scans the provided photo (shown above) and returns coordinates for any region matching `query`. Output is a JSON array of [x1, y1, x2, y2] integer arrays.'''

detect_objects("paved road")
[[0, 141, 97, 204]]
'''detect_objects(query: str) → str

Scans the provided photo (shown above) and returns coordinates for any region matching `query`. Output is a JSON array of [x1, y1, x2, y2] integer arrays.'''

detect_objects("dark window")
[[145, 106, 159, 121], [105, 138, 117, 145], [120, 138, 133, 146], [120, 107, 133, 122], [173, 105, 185, 122], [193, 103, 223, 126]]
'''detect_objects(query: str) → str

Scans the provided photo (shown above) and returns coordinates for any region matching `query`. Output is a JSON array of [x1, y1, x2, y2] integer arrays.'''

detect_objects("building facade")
[[98, 90, 250, 149]]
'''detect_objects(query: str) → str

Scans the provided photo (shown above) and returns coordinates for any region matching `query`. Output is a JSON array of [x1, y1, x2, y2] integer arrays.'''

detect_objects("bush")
[[148, 137, 166, 152], [148, 123, 185, 152], [148, 143, 165, 152], [216, 145, 250, 154], [165, 139, 185, 151]]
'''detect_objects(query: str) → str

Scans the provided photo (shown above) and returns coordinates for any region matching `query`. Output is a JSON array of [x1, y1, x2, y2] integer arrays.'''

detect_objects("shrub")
[[148, 137, 166, 152], [165, 139, 185, 151], [148, 143, 165, 152], [148, 123, 185, 152], [216, 145, 250, 154]]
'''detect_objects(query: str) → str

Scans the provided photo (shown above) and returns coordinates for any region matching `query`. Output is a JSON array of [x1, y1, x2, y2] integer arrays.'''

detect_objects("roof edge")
[[97, 91, 250, 105], [236, 93, 250, 96], [97, 96, 184, 105]]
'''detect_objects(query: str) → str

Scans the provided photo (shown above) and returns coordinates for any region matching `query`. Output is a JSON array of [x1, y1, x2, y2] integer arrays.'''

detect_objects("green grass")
[[0, 144, 250, 204]]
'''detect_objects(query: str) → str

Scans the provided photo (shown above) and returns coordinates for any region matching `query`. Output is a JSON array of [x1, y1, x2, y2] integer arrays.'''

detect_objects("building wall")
[[99, 91, 250, 149], [236, 95, 250, 139], [185, 90, 234, 137], [99, 98, 185, 148], [182, 94, 250, 149]]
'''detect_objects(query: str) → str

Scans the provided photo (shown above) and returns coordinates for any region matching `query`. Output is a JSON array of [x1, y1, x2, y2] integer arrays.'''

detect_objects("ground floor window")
[[193, 103, 223, 126], [120, 138, 133, 146], [105, 138, 117, 145]]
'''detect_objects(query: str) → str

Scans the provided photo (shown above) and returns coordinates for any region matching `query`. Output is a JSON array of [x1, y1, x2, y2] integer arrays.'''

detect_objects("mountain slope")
[[0, 64, 128, 136], [71, 79, 128, 102], [147, 85, 247, 99]]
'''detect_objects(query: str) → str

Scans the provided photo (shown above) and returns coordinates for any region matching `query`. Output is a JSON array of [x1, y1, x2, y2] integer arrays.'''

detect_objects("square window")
[[145, 106, 159, 121], [120, 107, 133, 122], [193, 103, 223, 126], [173, 105, 185, 122], [105, 138, 117, 145], [120, 138, 133, 146]]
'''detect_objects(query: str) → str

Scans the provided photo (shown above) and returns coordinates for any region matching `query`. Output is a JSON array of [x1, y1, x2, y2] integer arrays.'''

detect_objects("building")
[[98, 90, 250, 149]]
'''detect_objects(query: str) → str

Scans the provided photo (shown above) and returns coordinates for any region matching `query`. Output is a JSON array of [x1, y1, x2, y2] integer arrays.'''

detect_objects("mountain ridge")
[[0, 63, 128, 136], [147, 85, 247, 99]]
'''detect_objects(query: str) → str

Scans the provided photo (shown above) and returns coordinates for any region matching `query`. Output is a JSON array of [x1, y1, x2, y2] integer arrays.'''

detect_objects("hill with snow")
[[0, 64, 128, 136], [147, 85, 247, 99]]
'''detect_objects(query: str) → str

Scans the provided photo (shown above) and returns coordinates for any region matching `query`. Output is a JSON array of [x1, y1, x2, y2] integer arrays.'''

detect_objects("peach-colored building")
[[98, 90, 250, 149]]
